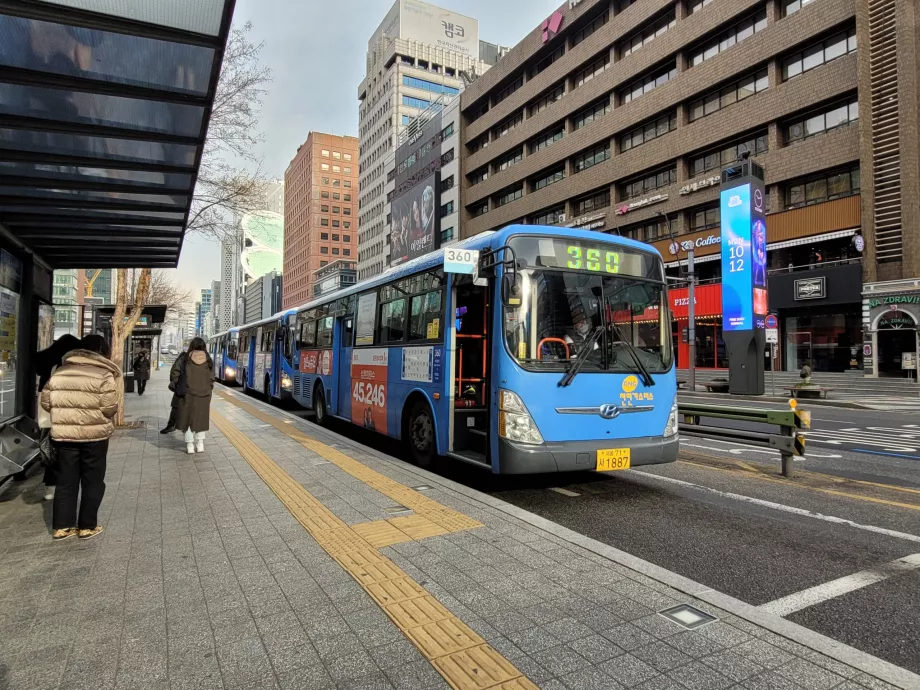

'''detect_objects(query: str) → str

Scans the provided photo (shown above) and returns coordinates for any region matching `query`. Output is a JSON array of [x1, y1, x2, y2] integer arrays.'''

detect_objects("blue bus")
[[238, 309, 297, 401], [288, 225, 678, 474], [209, 328, 240, 384]]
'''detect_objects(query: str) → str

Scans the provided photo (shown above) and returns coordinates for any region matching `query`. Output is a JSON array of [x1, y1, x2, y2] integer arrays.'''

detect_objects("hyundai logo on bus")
[[599, 404, 620, 419]]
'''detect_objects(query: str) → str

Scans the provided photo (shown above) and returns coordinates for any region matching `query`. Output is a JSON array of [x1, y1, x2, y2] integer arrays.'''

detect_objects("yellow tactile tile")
[[353, 520, 415, 548], [388, 514, 450, 540], [211, 409, 533, 690]]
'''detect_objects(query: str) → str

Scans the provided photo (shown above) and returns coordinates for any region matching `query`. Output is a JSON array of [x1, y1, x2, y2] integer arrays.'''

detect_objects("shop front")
[[863, 280, 920, 378], [667, 283, 726, 369]]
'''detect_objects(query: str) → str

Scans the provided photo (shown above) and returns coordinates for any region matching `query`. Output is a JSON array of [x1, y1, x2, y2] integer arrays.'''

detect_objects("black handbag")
[[172, 356, 189, 398]]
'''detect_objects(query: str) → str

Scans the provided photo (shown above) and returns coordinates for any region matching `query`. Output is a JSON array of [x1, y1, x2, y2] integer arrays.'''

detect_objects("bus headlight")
[[498, 390, 544, 445], [225, 367, 235, 379], [281, 373, 292, 390], [664, 399, 679, 438]]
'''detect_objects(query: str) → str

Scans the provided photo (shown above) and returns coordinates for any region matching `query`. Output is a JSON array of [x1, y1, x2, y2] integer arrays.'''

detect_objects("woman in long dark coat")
[[132, 351, 151, 395], [170, 338, 214, 454]]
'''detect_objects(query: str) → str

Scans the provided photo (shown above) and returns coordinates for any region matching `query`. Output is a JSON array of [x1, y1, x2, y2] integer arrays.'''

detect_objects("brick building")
[[458, 0, 920, 376], [283, 133, 359, 309]]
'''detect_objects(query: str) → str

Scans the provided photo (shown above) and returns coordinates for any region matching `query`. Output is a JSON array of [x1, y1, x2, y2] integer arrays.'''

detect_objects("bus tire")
[[313, 387, 330, 427], [407, 400, 436, 468]]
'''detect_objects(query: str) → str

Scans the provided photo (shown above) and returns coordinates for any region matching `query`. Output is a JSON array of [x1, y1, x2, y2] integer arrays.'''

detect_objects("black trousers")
[[52, 440, 109, 531], [137, 379, 147, 395]]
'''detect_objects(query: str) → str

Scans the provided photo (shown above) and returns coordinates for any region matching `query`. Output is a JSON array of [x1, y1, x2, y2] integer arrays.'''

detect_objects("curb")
[[220, 389, 920, 690]]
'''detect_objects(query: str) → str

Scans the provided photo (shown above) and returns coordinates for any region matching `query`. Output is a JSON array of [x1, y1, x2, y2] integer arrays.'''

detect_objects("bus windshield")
[[504, 269, 672, 374], [228, 333, 239, 360]]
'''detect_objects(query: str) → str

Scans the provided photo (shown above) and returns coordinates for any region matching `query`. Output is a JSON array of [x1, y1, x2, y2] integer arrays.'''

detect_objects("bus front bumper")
[[497, 435, 678, 474]]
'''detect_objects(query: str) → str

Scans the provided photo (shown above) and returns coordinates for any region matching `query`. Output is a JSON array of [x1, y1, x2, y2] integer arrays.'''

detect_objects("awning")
[[0, 0, 236, 268]]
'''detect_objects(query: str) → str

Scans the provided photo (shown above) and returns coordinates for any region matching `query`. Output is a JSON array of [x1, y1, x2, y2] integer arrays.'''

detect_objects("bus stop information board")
[[720, 182, 767, 331]]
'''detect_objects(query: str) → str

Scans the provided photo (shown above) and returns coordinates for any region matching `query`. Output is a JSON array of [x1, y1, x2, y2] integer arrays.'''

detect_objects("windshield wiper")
[[558, 326, 604, 388], [609, 325, 655, 388]]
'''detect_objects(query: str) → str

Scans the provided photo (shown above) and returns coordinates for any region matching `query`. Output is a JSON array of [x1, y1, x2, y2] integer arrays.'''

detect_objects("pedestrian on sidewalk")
[[40, 334, 120, 541], [35, 334, 82, 502], [170, 337, 214, 455], [132, 350, 151, 395]]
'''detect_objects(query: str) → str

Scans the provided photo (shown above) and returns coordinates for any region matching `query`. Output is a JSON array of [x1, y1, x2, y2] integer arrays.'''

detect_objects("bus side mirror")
[[501, 273, 522, 309]]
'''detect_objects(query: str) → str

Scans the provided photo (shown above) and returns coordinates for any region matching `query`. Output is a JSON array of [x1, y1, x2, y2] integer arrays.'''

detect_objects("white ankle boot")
[[186, 442, 195, 455], [195, 440, 204, 453]]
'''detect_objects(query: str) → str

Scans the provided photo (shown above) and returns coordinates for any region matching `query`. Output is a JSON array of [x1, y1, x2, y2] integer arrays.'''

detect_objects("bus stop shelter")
[[0, 0, 236, 478]]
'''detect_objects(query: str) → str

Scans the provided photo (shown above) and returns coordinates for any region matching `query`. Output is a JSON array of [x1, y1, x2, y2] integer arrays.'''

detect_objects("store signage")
[[903, 352, 917, 371], [678, 234, 721, 252], [541, 11, 563, 42], [766, 328, 778, 343], [794, 277, 826, 300], [852, 234, 865, 253], [565, 212, 606, 230], [615, 194, 668, 216], [868, 294, 920, 308], [679, 175, 721, 196], [721, 181, 767, 331]]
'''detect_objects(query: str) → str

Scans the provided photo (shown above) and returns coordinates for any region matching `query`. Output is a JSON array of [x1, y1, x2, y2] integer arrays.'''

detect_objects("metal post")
[[771, 344, 776, 396], [780, 428, 794, 478], [687, 249, 696, 392]]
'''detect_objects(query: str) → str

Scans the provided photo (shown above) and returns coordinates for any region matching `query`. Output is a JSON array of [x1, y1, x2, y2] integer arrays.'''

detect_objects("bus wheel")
[[313, 388, 330, 427], [408, 401, 436, 467]]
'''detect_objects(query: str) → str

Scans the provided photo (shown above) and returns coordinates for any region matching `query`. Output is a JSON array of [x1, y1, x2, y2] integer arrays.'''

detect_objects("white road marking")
[[680, 438, 841, 459], [549, 487, 581, 497], [759, 553, 920, 617], [630, 471, 920, 544]]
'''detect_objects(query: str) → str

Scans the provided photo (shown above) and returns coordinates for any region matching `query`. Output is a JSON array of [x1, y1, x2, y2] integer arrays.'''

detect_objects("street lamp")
[[661, 211, 697, 392]]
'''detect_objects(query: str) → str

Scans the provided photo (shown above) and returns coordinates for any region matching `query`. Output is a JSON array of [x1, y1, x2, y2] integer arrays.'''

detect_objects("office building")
[[357, 0, 506, 280], [52, 269, 82, 339], [84, 268, 115, 303], [284, 133, 360, 309], [243, 270, 283, 323], [313, 260, 358, 298], [458, 0, 920, 376]]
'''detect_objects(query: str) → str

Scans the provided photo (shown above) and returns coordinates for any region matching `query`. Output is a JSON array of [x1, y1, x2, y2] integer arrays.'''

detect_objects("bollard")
[[781, 399, 797, 478]]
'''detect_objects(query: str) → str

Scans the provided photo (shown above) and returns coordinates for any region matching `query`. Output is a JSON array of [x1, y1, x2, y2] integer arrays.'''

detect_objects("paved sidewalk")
[[0, 372, 915, 690]]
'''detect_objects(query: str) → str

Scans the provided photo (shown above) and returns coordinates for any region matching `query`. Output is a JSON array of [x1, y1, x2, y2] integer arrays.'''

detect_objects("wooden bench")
[[705, 380, 730, 393], [784, 386, 833, 400]]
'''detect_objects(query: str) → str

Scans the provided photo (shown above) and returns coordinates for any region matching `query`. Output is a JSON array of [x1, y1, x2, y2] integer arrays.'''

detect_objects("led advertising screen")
[[390, 172, 440, 266], [721, 182, 767, 331]]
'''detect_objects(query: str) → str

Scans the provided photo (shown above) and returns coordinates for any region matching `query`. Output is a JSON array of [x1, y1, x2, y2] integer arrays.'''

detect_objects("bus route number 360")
[[444, 248, 479, 275], [353, 381, 386, 408]]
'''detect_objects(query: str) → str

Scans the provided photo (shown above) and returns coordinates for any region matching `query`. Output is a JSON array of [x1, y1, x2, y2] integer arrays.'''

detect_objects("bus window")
[[342, 317, 354, 347], [300, 320, 317, 349], [378, 299, 407, 343], [227, 336, 238, 360], [316, 317, 334, 348], [283, 328, 294, 361], [409, 290, 443, 341]]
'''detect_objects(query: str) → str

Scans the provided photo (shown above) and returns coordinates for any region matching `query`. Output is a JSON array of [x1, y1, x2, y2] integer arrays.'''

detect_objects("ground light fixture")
[[658, 604, 718, 630]]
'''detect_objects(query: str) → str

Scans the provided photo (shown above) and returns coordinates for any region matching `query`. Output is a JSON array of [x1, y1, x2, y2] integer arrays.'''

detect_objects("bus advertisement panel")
[[351, 349, 388, 433]]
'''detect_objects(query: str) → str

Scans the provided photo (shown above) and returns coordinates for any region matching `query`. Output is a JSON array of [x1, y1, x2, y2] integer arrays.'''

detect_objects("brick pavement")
[[0, 371, 912, 690]]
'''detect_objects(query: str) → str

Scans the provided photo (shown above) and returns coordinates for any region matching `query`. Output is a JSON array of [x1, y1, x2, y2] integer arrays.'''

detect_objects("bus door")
[[333, 299, 356, 419], [450, 277, 491, 463]]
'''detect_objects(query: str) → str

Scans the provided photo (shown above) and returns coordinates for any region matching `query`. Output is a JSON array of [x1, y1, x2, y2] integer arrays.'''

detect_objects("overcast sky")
[[174, 0, 560, 296]]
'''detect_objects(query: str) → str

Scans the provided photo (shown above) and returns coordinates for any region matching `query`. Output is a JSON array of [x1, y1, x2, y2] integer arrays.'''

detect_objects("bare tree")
[[187, 22, 273, 241], [110, 268, 151, 426], [127, 269, 194, 310]]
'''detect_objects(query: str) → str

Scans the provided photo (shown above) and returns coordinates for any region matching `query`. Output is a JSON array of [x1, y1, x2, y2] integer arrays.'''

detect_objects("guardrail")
[[679, 401, 810, 477]]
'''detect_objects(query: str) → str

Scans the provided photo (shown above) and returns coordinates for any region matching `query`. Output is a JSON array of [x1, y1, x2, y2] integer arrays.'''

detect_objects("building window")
[[332, 220, 340, 228], [620, 9, 676, 58], [321, 149, 330, 157], [496, 184, 524, 207], [321, 246, 329, 254], [402, 95, 431, 109], [785, 166, 860, 209], [690, 10, 767, 67], [333, 179, 341, 187], [785, 99, 858, 144], [343, 208, 351, 215], [469, 134, 489, 153], [620, 166, 676, 200], [320, 260, 328, 267], [784, 0, 817, 15], [344, 167, 352, 174], [494, 74, 524, 105], [621, 64, 676, 104], [574, 52, 610, 88], [620, 112, 676, 152], [471, 201, 489, 217], [344, 194, 351, 201], [321, 233, 329, 240], [573, 97, 610, 130], [575, 189, 611, 215], [690, 204, 720, 231], [622, 218, 668, 241], [494, 111, 524, 139], [321, 204, 329, 212], [321, 191, 330, 199], [691, 132, 768, 176], [322, 177, 329, 184], [441, 123, 454, 139], [688, 0, 714, 13], [441, 227, 454, 242], [344, 222, 351, 229], [331, 206, 339, 213], [469, 166, 489, 185], [321, 163, 330, 171], [344, 181, 352, 188], [344, 249, 351, 256], [496, 147, 524, 171], [401, 114, 413, 126], [530, 126, 564, 154], [783, 28, 857, 80], [332, 193, 340, 200], [531, 165, 565, 192], [441, 149, 455, 166], [321, 218, 329, 226], [441, 175, 455, 192], [572, 8, 609, 47], [344, 235, 351, 242], [332, 151, 341, 159], [574, 143, 611, 173], [332, 234, 340, 241], [689, 68, 768, 121], [344, 153, 352, 161], [469, 100, 489, 122], [529, 44, 564, 79], [333, 165, 341, 173], [529, 82, 565, 117], [332, 248, 340, 255], [441, 200, 455, 217], [530, 205, 566, 226], [402, 75, 459, 96]]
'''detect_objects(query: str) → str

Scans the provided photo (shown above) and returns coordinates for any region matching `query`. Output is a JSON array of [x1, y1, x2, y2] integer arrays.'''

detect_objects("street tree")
[[110, 268, 151, 426]]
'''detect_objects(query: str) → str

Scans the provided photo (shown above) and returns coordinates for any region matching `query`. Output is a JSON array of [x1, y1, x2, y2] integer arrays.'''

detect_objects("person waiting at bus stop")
[[170, 338, 214, 454], [132, 350, 151, 396]]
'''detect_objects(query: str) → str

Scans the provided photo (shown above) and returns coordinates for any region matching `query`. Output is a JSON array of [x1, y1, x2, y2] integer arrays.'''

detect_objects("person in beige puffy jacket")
[[40, 334, 121, 541]]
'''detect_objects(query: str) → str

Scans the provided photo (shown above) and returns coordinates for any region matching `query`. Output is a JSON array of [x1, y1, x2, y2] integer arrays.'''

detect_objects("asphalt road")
[[230, 385, 920, 676]]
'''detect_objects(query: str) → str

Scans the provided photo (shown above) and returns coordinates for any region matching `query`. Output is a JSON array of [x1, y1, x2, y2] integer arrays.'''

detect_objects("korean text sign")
[[720, 182, 767, 331]]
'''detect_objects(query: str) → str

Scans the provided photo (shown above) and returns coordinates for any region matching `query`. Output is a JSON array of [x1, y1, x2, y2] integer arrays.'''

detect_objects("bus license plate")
[[597, 449, 631, 471]]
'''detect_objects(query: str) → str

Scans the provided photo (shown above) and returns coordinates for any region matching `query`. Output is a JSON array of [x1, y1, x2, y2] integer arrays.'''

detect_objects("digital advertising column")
[[720, 164, 767, 395]]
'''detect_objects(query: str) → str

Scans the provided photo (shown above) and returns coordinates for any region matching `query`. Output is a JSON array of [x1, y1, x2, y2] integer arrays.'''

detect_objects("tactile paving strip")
[[211, 410, 536, 690]]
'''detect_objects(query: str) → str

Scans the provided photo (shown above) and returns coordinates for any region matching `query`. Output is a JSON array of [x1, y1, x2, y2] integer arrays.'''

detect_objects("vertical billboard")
[[399, 0, 479, 57], [720, 181, 767, 331], [390, 172, 440, 266]]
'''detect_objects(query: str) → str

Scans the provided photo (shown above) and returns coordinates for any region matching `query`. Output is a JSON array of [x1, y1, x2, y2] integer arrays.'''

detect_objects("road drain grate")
[[658, 604, 718, 630]]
